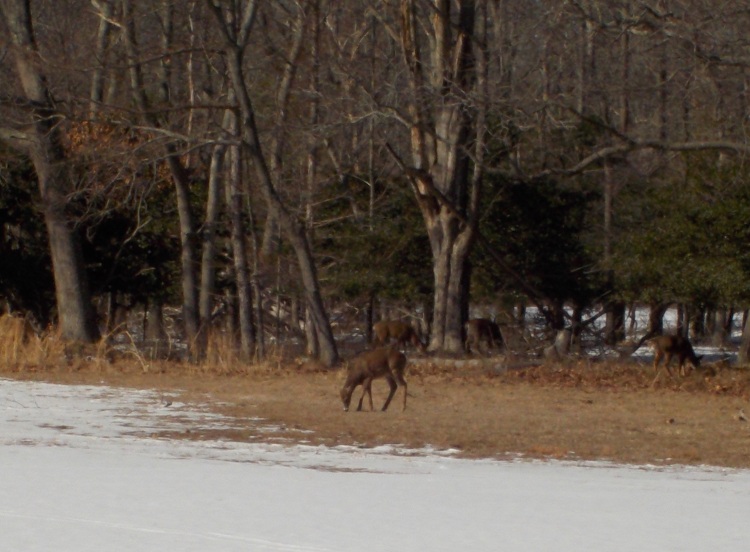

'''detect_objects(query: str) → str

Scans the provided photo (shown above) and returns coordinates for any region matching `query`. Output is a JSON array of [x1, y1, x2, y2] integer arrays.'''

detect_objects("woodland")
[[3, 1, 750, 366]]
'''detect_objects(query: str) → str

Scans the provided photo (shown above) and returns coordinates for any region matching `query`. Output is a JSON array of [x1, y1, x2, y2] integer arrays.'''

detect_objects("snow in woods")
[[1, 378, 750, 551]]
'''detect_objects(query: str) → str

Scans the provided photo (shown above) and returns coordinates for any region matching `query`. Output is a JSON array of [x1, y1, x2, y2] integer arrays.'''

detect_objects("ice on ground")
[[2, 377, 749, 551]]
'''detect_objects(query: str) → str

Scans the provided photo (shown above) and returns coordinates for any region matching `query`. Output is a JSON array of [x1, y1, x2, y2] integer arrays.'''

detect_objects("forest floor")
[[3, 346, 750, 469]]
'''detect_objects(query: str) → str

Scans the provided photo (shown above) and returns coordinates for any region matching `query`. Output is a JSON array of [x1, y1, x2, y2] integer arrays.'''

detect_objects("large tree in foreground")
[[0, 0, 99, 342], [387, 0, 488, 352]]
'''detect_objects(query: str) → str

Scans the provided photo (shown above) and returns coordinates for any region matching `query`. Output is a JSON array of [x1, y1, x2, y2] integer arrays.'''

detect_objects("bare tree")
[[0, 0, 100, 342], [206, 0, 338, 367], [120, 0, 202, 353], [380, 0, 489, 352], [226, 107, 256, 359]]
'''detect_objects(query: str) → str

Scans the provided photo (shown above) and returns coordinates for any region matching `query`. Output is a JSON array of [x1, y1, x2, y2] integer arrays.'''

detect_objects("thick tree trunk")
[[605, 302, 626, 345], [0, 0, 99, 343], [396, 0, 484, 353], [42, 192, 100, 341], [429, 223, 474, 351]]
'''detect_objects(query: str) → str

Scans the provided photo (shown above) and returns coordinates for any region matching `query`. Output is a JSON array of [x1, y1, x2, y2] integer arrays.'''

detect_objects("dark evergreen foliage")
[[472, 176, 603, 309]]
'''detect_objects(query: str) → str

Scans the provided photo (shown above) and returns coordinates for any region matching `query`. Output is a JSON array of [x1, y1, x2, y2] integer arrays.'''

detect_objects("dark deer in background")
[[650, 334, 702, 380], [465, 318, 504, 354], [340, 347, 408, 412], [372, 320, 426, 352]]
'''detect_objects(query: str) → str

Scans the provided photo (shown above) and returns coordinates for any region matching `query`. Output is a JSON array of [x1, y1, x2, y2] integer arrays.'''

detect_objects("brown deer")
[[650, 334, 703, 380], [340, 348, 408, 412], [465, 318, 504, 354], [372, 320, 426, 352]]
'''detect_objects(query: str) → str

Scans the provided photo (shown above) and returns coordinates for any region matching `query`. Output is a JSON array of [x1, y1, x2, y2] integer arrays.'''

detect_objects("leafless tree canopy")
[[2, 0, 750, 359]]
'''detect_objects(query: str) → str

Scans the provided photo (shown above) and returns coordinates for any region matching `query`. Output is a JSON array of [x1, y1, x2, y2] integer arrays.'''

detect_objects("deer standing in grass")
[[650, 334, 702, 380], [372, 320, 426, 353], [465, 318, 504, 354], [340, 348, 408, 412]]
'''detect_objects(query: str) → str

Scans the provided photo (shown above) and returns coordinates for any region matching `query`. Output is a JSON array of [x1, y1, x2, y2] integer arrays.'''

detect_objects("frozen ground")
[[2, 378, 750, 551]]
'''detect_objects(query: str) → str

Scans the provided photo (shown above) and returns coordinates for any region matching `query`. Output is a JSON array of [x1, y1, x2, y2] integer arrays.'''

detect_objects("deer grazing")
[[372, 320, 426, 352], [465, 318, 503, 354], [340, 347, 408, 412], [650, 334, 702, 380]]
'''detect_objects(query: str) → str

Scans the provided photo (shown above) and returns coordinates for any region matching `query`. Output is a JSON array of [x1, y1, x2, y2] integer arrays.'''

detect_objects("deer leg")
[[679, 354, 693, 377], [652, 352, 666, 387], [381, 374, 398, 411], [653, 351, 663, 373], [652, 352, 662, 383], [485, 328, 494, 353], [663, 354, 679, 381], [356, 378, 373, 411], [467, 335, 478, 355], [366, 379, 375, 411], [395, 372, 408, 411]]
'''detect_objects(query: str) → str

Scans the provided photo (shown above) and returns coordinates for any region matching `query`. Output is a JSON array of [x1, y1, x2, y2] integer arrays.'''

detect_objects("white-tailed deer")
[[372, 320, 426, 352], [465, 318, 503, 354], [340, 347, 408, 412], [650, 334, 702, 380]]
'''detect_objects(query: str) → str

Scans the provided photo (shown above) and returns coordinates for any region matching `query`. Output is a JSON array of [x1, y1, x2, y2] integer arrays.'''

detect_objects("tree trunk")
[[605, 302, 626, 345], [89, 0, 116, 118], [245, 185, 265, 359], [226, 131, 255, 360], [121, 0, 200, 353], [365, 294, 375, 345], [711, 308, 728, 347], [0, 0, 100, 343], [396, 0, 485, 353], [428, 225, 474, 351], [199, 135, 227, 326], [739, 310, 750, 365], [676, 304, 688, 337]]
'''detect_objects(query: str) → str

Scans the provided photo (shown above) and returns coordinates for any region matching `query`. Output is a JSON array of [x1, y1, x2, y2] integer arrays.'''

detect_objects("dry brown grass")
[[3, 333, 750, 469], [0, 314, 43, 366]]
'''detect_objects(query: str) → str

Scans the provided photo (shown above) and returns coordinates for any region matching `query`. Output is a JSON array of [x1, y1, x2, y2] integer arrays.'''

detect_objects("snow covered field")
[[2, 377, 750, 551]]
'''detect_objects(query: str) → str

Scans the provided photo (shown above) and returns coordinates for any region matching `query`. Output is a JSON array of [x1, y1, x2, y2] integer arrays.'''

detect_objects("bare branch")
[[538, 140, 750, 178]]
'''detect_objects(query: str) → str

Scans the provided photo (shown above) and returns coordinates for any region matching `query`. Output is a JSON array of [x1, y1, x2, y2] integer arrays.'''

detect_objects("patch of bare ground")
[[3, 350, 750, 468]]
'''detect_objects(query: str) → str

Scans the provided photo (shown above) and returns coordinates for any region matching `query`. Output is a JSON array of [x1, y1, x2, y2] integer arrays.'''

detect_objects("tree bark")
[[199, 134, 227, 326], [739, 310, 750, 366], [89, 0, 116, 117], [226, 118, 255, 360], [396, 0, 485, 353]]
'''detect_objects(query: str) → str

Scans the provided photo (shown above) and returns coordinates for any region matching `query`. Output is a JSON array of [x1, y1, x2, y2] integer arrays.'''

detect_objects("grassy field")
[[3, 326, 750, 469]]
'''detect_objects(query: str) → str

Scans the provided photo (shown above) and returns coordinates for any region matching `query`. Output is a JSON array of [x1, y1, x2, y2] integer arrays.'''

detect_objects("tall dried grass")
[[0, 314, 118, 372], [199, 331, 294, 375], [0, 314, 53, 368]]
